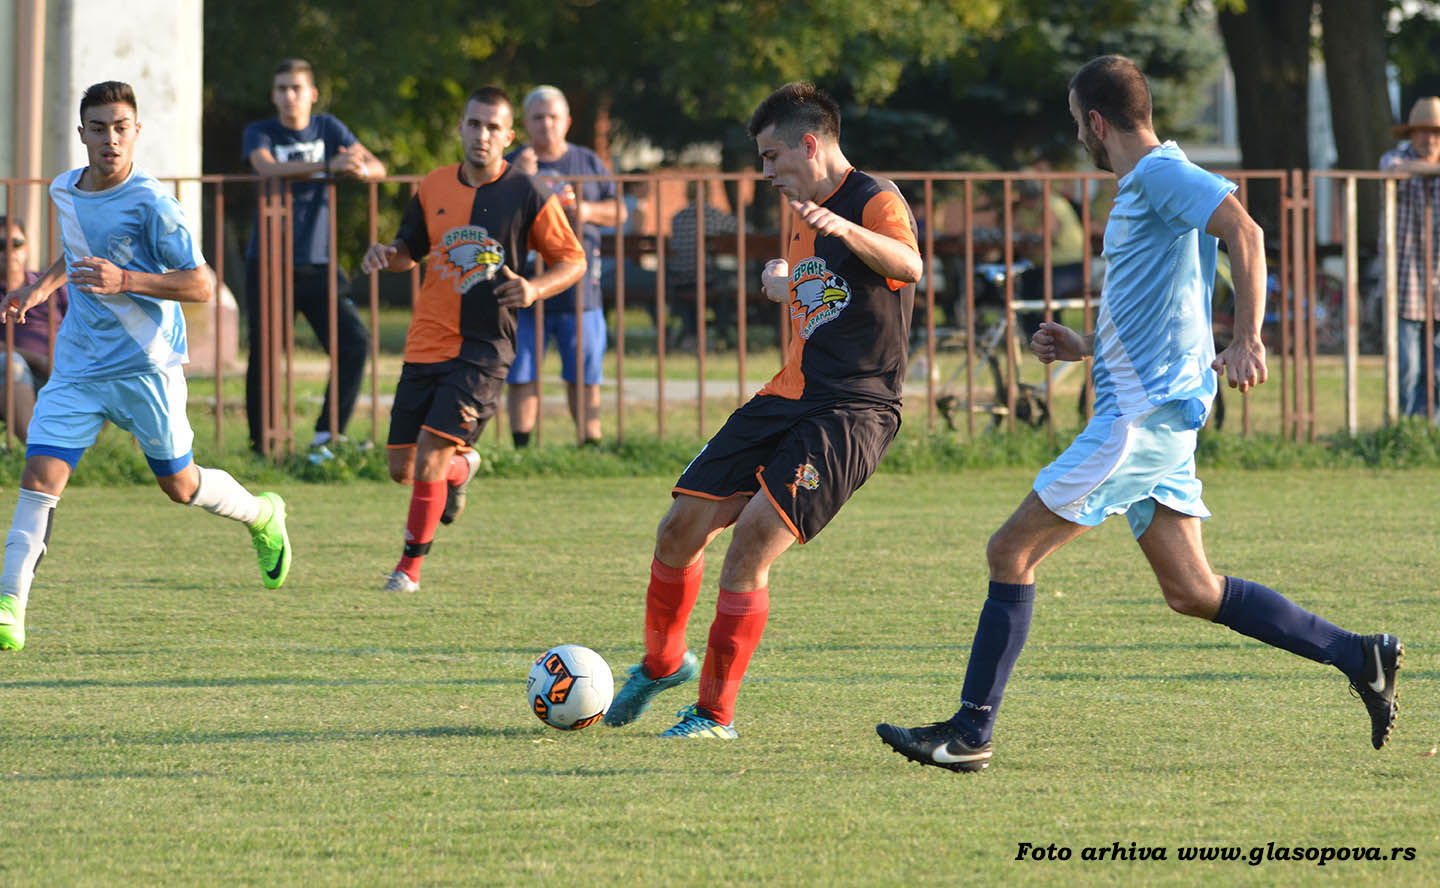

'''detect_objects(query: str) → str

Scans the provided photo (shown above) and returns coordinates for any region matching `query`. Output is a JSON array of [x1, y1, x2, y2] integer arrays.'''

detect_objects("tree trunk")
[[1217, 0, 1314, 235], [1320, 0, 1391, 250]]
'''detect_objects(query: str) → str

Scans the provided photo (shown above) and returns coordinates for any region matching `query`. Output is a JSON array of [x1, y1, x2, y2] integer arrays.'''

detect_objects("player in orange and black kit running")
[[604, 82, 922, 739], [360, 87, 585, 593]]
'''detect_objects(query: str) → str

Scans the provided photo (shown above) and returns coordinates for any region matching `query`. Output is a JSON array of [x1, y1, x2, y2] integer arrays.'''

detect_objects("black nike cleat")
[[1351, 633, 1403, 750], [876, 721, 993, 773]]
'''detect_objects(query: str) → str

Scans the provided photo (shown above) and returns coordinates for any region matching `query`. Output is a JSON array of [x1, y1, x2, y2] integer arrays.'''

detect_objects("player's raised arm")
[[789, 198, 922, 284], [1206, 194, 1268, 393], [499, 194, 585, 308], [69, 256, 213, 303]]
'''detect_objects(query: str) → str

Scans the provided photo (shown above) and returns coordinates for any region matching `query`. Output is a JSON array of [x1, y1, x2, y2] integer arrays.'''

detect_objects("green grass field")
[[0, 469, 1434, 885]]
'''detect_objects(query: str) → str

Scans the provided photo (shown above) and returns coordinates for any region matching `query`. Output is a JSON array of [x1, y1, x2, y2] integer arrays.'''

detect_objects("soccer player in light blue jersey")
[[878, 56, 1401, 772], [0, 81, 292, 651]]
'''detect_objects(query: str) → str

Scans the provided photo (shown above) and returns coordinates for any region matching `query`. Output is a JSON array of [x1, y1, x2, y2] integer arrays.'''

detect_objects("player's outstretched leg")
[[661, 703, 737, 739], [0, 488, 61, 652], [875, 721, 993, 773], [605, 650, 698, 727], [249, 492, 292, 589], [1351, 633, 1403, 749], [440, 449, 481, 526]]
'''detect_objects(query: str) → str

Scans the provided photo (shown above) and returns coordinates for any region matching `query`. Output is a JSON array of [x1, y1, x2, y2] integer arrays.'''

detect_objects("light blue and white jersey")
[[48, 165, 206, 380], [1091, 142, 1235, 428]]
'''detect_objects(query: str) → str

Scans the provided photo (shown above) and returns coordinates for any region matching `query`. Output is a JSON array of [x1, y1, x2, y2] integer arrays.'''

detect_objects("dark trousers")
[[244, 261, 370, 451]]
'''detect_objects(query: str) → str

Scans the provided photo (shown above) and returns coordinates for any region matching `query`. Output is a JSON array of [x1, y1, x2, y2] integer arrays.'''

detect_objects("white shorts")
[[28, 366, 195, 474], [1033, 400, 1208, 539]]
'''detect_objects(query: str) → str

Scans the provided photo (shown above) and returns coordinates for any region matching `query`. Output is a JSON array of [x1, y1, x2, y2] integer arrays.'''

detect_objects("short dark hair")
[[274, 58, 315, 84], [747, 82, 841, 145], [0, 216, 24, 235], [1069, 55, 1151, 133], [466, 86, 512, 112], [79, 81, 137, 122]]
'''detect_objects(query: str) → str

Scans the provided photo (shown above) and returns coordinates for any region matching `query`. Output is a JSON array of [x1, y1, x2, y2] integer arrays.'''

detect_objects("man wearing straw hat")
[[1381, 96, 1440, 417]]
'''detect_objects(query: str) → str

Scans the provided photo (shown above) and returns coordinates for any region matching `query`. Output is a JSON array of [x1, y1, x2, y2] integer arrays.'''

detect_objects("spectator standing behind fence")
[[1380, 96, 1440, 418], [242, 58, 384, 459], [0, 217, 66, 442], [504, 85, 624, 448]]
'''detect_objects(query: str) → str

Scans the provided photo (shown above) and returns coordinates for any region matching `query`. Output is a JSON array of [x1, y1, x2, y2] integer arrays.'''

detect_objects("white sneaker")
[[382, 569, 419, 593]]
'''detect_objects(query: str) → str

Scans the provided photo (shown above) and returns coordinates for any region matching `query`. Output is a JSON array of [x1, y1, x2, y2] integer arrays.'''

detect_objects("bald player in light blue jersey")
[[878, 56, 1402, 773], [0, 81, 292, 651]]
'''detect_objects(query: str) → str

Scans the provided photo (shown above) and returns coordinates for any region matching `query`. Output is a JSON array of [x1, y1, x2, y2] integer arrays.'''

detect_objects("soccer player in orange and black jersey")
[[361, 87, 584, 593], [604, 82, 922, 739]]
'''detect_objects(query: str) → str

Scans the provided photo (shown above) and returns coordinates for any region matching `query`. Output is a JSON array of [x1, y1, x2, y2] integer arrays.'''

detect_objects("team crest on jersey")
[[434, 225, 505, 293], [789, 257, 851, 339], [107, 234, 135, 267]]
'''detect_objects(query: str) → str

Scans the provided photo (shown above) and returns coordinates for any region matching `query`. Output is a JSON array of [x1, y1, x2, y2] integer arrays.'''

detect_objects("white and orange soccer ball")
[[527, 644, 614, 731]]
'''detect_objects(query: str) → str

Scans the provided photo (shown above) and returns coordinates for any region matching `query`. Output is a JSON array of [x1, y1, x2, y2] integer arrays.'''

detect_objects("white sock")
[[2, 488, 60, 610], [188, 466, 265, 526]]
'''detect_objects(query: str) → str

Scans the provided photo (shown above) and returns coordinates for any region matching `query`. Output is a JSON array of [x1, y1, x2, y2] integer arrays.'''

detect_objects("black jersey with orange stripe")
[[395, 162, 584, 368], [758, 169, 918, 404]]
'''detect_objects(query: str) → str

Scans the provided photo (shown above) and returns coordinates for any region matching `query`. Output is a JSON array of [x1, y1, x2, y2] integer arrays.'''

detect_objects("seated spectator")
[[0, 217, 67, 442], [668, 187, 739, 347]]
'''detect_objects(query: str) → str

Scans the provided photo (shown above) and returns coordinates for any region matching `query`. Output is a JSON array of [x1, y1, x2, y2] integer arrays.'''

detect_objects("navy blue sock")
[[950, 581, 1036, 745], [1212, 576, 1362, 679]]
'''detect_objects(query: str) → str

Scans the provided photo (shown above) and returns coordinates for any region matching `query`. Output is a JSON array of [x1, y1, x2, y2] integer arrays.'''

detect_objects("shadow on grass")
[[0, 676, 514, 690], [40, 724, 531, 747]]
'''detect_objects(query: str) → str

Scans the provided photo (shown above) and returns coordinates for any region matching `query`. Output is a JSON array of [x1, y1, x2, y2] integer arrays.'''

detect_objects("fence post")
[[1343, 176, 1359, 435], [1383, 178, 1399, 424]]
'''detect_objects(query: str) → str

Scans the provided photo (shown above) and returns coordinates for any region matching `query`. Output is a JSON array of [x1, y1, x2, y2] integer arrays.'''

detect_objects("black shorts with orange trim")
[[672, 394, 900, 543], [387, 358, 504, 448]]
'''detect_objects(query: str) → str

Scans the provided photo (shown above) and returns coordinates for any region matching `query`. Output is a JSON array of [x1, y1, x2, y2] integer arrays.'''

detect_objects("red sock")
[[642, 556, 704, 679], [396, 479, 447, 580], [445, 451, 471, 486], [697, 586, 770, 726]]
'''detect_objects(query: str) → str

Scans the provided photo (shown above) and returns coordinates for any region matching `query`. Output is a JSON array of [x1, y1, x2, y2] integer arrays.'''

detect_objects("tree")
[[1216, 0, 1313, 234], [1319, 0, 1392, 246]]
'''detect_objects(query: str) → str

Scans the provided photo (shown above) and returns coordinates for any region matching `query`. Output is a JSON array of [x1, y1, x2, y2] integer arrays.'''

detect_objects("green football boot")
[[0, 595, 25, 651], [250, 492, 292, 590]]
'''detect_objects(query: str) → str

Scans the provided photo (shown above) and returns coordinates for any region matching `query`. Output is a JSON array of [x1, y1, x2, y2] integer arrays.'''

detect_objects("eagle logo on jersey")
[[789, 257, 851, 339], [434, 225, 505, 293]]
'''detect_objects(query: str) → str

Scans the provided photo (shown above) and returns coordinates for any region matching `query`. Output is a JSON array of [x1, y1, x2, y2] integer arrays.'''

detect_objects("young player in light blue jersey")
[[879, 56, 1401, 772], [0, 81, 292, 651]]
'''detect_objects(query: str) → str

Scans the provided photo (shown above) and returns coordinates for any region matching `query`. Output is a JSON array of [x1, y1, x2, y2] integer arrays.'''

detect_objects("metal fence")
[[0, 167, 1429, 455]]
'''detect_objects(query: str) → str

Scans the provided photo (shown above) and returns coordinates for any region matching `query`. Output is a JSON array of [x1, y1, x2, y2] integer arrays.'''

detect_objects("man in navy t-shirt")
[[243, 58, 385, 458], [504, 85, 625, 447]]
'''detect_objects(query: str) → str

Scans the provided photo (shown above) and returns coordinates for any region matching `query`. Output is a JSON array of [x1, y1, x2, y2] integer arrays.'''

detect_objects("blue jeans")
[[1398, 318, 1440, 417]]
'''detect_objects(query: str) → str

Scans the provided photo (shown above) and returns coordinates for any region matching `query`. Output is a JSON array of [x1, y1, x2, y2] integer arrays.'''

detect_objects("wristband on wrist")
[[122, 269, 129, 292]]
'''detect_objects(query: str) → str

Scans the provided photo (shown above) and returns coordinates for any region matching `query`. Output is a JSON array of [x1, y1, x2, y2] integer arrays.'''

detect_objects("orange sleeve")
[[528, 196, 586, 268], [862, 190, 920, 291]]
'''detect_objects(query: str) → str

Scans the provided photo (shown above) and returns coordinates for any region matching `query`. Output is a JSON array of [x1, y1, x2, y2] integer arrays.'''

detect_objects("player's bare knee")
[[986, 529, 1027, 578], [1160, 583, 1208, 618]]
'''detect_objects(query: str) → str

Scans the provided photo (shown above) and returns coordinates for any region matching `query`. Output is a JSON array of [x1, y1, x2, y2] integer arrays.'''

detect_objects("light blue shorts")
[[507, 307, 606, 386], [1033, 400, 1208, 539], [27, 366, 195, 476]]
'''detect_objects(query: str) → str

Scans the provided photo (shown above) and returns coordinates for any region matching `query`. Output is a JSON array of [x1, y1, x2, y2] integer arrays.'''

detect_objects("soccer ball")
[[527, 644, 614, 730]]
